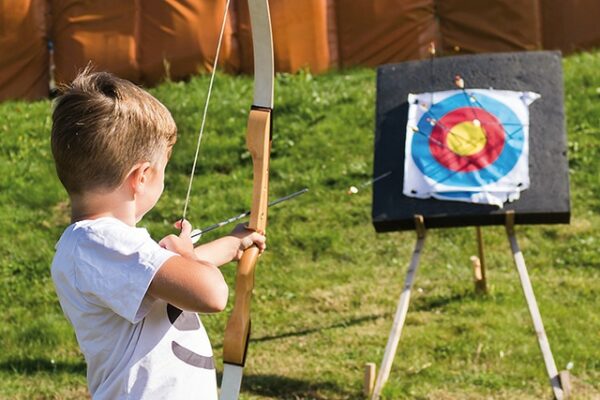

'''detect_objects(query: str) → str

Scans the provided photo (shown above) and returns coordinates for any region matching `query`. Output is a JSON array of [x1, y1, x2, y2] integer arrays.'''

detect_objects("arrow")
[[190, 188, 308, 242], [347, 171, 392, 195]]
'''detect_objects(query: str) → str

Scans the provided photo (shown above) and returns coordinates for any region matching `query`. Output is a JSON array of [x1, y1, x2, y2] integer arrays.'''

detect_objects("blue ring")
[[412, 92, 524, 187]]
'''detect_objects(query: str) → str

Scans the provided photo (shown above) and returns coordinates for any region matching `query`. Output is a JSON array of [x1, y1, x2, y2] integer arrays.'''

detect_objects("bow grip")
[[222, 108, 271, 366]]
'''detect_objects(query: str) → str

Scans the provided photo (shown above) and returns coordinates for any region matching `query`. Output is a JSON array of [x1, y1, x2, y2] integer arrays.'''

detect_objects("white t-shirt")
[[51, 217, 218, 399]]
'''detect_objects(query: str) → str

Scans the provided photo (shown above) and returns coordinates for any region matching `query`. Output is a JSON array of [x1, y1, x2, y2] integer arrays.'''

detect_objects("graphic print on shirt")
[[167, 303, 215, 369]]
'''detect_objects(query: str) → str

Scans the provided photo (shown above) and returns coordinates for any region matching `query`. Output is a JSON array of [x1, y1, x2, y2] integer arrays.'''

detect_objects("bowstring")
[[181, 0, 232, 222]]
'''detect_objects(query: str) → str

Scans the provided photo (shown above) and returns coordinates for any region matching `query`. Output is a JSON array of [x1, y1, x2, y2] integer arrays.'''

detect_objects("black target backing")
[[372, 51, 570, 232]]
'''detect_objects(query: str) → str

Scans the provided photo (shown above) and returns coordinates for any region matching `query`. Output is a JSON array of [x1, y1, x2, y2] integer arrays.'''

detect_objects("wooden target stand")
[[368, 52, 572, 399], [364, 213, 571, 400]]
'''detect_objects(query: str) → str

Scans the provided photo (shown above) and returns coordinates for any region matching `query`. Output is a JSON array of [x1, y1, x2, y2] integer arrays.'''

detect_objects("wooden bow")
[[220, 1, 274, 399]]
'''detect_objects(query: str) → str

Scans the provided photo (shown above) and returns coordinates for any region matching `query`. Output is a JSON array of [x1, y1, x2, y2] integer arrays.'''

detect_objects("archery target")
[[404, 89, 540, 207]]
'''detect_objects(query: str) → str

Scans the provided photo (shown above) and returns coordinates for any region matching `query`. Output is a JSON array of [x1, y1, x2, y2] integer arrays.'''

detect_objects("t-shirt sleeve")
[[73, 223, 177, 323]]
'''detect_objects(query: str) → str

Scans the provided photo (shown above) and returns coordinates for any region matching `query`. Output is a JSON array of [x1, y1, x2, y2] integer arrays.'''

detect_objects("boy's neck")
[[71, 188, 137, 226]]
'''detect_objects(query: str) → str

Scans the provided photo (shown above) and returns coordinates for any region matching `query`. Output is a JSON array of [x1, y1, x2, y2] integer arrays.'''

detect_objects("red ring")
[[429, 107, 505, 172]]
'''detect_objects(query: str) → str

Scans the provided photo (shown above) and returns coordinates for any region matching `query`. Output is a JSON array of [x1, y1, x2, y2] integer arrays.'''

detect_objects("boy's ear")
[[128, 162, 152, 194]]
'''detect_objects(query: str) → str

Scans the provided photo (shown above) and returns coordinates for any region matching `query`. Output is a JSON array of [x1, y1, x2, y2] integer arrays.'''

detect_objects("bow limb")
[[220, 0, 273, 399]]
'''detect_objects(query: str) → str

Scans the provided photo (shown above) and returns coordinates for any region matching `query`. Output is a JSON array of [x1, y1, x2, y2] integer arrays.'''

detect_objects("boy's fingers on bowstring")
[[172, 218, 189, 231], [158, 234, 176, 249], [176, 219, 193, 238]]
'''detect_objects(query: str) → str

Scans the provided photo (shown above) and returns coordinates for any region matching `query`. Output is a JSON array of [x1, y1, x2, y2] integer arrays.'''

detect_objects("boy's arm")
[[194, 237, 239, 267], [194, 223, 266, 267], [148, 256, 228, 313], [147, 221, 265, 313], [147, 220, 228, 313]]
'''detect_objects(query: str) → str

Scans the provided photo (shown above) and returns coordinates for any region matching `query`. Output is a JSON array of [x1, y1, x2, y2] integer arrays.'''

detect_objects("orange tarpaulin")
[[139, 0, 238, 86], [270, 0, 332, 73], [50, 0, 140, 84], [235, 0, 332, 74], [51, 0, 238, 86], [5, 0, 600, 102], [541, 0, 600, 54], [437, 0, 542, 55], [0, 0, 49, 101], [334, 0, 438, 68]]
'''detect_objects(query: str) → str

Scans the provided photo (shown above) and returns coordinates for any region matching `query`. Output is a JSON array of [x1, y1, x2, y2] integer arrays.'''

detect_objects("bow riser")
[[246, 109, 272, 233], [222, 108, 272, 367]]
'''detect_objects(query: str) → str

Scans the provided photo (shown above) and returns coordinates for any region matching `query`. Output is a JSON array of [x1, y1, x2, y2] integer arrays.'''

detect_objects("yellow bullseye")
[[447, 120, 487, 156]]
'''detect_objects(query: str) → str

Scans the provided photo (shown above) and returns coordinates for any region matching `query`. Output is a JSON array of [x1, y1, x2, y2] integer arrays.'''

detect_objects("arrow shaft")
[[191, 188, 308, 238]]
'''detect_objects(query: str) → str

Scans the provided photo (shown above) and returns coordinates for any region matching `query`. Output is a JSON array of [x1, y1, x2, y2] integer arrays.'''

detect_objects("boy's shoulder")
[[56, 217, 153, 257], [51, 218, 178, 332], [52, 216, 175, 319]]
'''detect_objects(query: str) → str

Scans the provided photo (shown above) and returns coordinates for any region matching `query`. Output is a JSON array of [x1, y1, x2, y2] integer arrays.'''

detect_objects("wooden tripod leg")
[[370, 215, 426, 400], [505, 211, 566, 400], [363, 362, 376, 397], [472, 226, 488, 294]]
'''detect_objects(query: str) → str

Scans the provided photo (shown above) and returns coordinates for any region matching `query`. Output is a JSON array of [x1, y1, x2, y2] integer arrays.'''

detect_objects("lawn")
[[0, 51, 599, 399]]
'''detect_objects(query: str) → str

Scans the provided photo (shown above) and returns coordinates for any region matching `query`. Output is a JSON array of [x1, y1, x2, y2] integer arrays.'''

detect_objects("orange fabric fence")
[[541, 0, 600, 54], [0, 0, 49, 101], [334, 0, 438, 68], [51, 0, 237, 86], [50, 0, 140, 84], [437, 0, 542, 55], [3, 0, 600, 101], [139, 0, 238, 86], [235, 0, 332, 74]]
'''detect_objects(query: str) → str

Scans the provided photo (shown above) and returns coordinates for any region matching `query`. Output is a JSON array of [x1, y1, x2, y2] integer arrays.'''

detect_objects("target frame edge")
[[372, 51, 570, 232]]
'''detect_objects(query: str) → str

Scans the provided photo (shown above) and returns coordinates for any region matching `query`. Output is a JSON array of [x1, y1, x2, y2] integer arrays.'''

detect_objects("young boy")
[[50, 69, 266, 399]]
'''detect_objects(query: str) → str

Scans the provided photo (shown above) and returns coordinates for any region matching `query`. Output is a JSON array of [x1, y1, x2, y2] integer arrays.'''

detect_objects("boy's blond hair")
[[51, 69, 177, 195]]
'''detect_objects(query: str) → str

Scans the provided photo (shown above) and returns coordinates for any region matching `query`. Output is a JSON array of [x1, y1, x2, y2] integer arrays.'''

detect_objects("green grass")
[[1, 52, 600, 399]]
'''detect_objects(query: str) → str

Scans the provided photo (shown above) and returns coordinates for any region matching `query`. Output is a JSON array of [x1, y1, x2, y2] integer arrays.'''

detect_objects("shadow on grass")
[[214, 313, 387, 349], [254, 313, 386, 343], [3, 359, 357, 398], [0, 357, 86, 375], [412, 290, 481, 312], [216, 372, 357, 399]]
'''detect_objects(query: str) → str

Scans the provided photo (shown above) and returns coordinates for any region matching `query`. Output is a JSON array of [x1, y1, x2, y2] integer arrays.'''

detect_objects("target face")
[[411, 92, 525, 187]]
